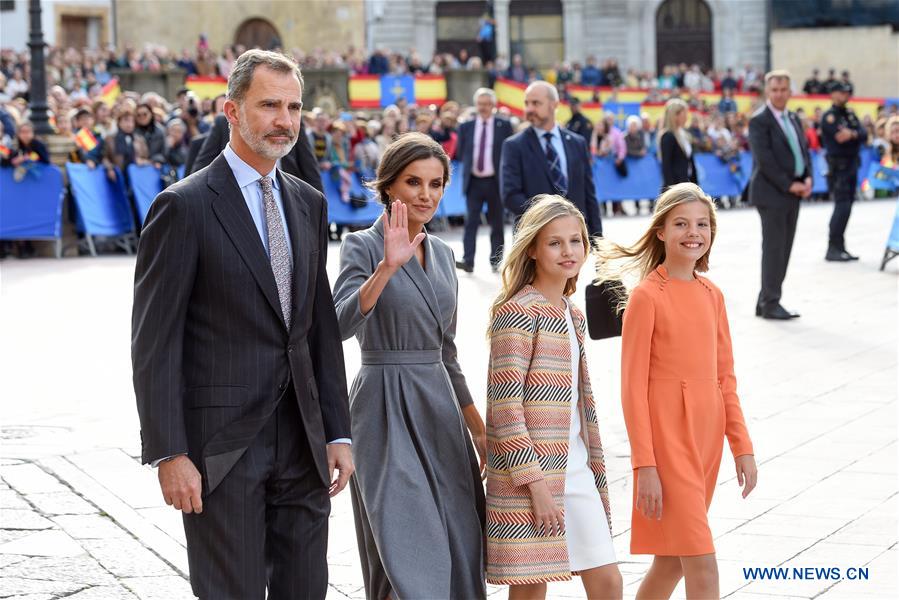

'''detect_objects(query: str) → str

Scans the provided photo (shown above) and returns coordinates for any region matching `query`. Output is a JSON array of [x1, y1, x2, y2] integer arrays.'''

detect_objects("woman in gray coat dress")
[[332, 133, 487, 600]]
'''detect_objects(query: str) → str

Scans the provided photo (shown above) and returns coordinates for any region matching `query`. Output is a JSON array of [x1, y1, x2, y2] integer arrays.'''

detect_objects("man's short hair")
[[472, 87, 496, 104], [764, 70, 791, 86], [525, 80, 559, 103], [227, 49, 304, 105]]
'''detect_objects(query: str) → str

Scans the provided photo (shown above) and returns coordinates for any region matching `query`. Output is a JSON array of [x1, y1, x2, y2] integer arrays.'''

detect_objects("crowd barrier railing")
[[0, 165, 65, 257], [66, 163, 136, 256]]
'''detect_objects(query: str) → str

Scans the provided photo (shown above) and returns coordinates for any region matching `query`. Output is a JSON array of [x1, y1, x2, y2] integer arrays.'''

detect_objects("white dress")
[[563, 301, 617, 571]]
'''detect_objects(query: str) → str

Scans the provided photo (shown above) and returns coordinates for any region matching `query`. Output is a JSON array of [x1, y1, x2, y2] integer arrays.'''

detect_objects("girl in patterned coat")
[[485, 195, 622, 599], [596, 182, 758, 599]]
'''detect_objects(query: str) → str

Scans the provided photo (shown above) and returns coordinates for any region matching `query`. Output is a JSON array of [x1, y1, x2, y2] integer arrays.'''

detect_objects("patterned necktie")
[[259, 176, 293, 329], [477, 119, 488, 172], [780, 112, 804, 177], [543, 132, 568, 196]]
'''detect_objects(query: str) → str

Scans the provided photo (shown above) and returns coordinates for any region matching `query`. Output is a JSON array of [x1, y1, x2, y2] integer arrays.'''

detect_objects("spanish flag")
[[74, 128, 99, 152], [787, 95, 880, 122], [413, 75, 447, 106], [100, 78, 120, 106], [641, 102, 667, 126], [349, 75, 381, 109], [186, 76, 228, 100], [495, 77, 527, 117]]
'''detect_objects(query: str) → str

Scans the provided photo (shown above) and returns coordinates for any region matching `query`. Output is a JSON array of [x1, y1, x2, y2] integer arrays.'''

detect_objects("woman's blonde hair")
[[488, 195, 590, 325], [657, 97, 688, 159], [594, 182, 717, 312]]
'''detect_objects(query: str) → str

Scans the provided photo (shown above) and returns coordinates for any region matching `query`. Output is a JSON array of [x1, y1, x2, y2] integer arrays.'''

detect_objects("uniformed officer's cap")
[[832, 82, 852, 94]]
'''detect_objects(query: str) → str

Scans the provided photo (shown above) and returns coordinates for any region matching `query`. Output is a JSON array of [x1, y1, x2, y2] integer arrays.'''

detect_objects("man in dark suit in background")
[[455, 87, 513, 273], [192, 108, 324, 194], [500, 80, 602, 237], [132, 49, 353, 598], [748, 70, 811, 320]]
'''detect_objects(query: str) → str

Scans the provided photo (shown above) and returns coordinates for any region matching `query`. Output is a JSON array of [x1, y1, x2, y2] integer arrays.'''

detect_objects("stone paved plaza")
[[1, 198, 897, 599]]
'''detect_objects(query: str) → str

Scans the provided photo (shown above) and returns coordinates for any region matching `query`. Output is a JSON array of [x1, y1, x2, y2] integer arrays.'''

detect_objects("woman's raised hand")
[[382, 200, 425, 272]]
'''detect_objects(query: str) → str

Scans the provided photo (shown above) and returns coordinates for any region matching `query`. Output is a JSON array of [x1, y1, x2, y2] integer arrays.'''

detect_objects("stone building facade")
[[368, 0, 768, 74]]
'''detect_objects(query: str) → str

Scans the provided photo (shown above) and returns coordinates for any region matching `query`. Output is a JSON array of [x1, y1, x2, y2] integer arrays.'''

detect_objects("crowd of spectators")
[[1, 41, 897, 245]]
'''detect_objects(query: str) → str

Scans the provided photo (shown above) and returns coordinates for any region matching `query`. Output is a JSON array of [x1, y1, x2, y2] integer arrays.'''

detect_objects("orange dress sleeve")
[[487, 302, 545, 487], [621, 285, 657, 469], [715, 289, 754, 458]]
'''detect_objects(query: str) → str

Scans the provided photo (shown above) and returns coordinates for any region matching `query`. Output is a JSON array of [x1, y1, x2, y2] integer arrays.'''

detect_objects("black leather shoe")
[[843, 249, 860, 260], [455, 260, 473, 273], [825, 248, 853, 262], [760, 304, 800, 320]]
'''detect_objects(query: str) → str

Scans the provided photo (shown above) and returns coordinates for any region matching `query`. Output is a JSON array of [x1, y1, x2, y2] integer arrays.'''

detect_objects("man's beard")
[[238, 108, 297, 161]]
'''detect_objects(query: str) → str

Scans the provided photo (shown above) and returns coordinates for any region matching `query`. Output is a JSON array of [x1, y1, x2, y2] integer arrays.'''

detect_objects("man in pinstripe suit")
[[132, 50, 353, 599]]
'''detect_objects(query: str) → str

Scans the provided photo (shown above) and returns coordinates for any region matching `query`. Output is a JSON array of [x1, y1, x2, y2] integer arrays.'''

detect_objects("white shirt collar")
[[223, 143, 280, 191]]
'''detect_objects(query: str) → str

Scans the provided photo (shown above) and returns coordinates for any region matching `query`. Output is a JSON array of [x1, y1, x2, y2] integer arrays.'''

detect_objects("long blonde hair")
[[656, 97, 688, 159], [594, 182, 717, 312], [488, 195, 591, 326]]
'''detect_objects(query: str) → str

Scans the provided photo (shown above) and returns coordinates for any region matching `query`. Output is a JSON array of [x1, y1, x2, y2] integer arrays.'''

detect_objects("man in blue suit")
[[455, 88, 513, 273], [500, 81, 602, 237]]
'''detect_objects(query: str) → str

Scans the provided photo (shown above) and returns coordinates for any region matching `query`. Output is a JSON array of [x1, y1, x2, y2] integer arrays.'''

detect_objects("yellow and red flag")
[[495, 77, 527, 117], [185, 76, 228, 100], [100, 78, 120, 106], [74, 127, 99, 152], [413, 75, 447, 106], [348, 75, 381, 109]]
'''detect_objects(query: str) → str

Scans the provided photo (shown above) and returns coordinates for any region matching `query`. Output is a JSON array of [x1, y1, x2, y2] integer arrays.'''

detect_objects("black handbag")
[[584, 279, 624, 340]]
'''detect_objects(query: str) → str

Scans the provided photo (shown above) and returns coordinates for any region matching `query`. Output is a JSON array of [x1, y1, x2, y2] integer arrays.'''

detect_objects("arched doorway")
[[655, 0, 712, 74], [234, 18, 281, 50]]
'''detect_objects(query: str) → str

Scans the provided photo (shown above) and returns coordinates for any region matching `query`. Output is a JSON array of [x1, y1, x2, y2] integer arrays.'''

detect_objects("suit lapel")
[[766, 106, 792, 152], [492, 118, 504, 166], [208, 155, 285, 326], [561, 129, 576, 185], [278, 172, 311, 329]]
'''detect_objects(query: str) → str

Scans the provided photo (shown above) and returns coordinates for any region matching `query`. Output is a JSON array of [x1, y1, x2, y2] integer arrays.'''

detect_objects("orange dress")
[[621, 266, 754, 556]]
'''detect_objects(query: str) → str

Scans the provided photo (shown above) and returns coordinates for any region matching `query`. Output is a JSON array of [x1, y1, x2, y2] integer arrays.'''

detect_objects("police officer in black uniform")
[[820, 81, 867, 261]]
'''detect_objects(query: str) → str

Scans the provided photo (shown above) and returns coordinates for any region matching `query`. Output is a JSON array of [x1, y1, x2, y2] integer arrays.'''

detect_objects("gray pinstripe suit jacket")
[[131, 153, 350, 495]]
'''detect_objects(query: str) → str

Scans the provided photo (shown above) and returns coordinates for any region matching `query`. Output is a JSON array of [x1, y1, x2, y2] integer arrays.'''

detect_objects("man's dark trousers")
[[757, 200, 800, 310], [827, 158, 857, 250], [182, 385, 328, 600], [462, 174, 504, 267]]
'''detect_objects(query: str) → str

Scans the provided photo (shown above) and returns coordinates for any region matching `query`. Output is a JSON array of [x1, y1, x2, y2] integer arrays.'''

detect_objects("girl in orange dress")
[[595, 183, 758, 599]]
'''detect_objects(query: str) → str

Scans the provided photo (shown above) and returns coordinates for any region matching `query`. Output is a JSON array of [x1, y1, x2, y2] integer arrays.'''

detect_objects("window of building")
[[0, 1, 16, 12], [435, 1, 485, 60], [509, 0, 563, 69]]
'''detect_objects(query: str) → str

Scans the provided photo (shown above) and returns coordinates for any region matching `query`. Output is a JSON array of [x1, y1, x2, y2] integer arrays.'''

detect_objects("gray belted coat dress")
[[332, 216, 486, 600]]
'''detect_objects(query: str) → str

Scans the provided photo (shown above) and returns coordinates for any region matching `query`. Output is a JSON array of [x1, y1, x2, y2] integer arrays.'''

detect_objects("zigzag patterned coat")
[[485, 285, 612, 585]]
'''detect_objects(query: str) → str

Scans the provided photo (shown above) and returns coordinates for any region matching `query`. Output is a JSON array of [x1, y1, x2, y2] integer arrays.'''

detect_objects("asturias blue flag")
[[603, 102, 641, 128], [381, 75, 415, 108]]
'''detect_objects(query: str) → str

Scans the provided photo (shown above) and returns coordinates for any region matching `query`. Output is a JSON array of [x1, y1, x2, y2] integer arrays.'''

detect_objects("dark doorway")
[[436, 1, 488, 60], [234, 18, 281, 51], [656, 0, 713, 74]]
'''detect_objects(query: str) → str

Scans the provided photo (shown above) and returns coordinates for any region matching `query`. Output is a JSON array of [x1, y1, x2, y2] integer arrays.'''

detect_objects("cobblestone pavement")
[[2, 198, 897, 599]]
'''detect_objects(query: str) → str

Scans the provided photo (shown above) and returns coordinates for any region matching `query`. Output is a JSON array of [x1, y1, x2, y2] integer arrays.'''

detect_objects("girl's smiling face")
[[529, 215, 586, 283], [657, 201, 712, 264]]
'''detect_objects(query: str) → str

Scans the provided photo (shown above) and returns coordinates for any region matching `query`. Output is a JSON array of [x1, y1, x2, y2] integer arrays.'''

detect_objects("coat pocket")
[[185, 385, 248, 408]]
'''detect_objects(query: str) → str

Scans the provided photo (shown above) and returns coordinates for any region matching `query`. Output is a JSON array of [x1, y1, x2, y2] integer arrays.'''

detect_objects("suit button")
[[287, 345, 294, 354], [681, 381, 687, 389], [278, 382, 286, 391]]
